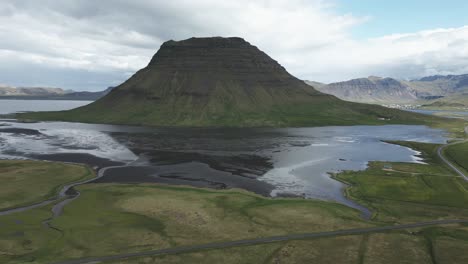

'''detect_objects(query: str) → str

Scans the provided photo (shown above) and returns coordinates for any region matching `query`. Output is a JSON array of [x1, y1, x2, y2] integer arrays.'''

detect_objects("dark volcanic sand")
[[0, 125, 277, 196], [0, 127, 42, 135], [93, 163, 274, 196], [29, 153, 124, 168], [27, 150, 274, 196], [139, 150, 272, 178]]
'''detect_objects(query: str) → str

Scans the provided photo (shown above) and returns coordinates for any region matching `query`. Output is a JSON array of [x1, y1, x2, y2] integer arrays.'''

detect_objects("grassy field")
[[2, 181, 466, 264], [0, 181, 373, 263], [431, 118, 468, 138], [0, 160, 94, 211], [1, 139, 468, 263], [16, 87, 461, 128], [444, 141, 468, 174], [104, 236, 365, 264], [104, 228, 468, 264], [334, 141, 468, 223], [433, 111, 468, 121]]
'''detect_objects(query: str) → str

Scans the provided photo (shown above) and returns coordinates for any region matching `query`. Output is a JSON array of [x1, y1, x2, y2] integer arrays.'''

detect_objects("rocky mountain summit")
[[115, 37, 321, 101], [311, 77, 418, 103], [19, 37, 438, 127], [308, 74, 468, 106]]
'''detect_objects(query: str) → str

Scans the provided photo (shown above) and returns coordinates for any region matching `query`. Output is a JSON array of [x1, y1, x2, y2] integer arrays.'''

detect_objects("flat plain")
[[1, 132, 468, 264]]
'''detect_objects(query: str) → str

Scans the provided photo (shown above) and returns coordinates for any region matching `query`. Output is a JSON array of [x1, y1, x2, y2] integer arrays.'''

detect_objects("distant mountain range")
[[5, 73, 468, 108], [306, 74, 468, 107], [17, 37, 442, 127], [0, 85, 113, 100]]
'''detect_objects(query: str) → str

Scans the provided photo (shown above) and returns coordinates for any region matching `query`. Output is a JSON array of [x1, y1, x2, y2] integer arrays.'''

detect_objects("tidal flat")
[[0, 119, 450, 211]]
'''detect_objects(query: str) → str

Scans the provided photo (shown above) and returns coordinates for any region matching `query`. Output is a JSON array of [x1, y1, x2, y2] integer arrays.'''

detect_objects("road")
[[53, 219, 468, 264], [0, 164, 129, 217], [436, 127, 468, 182], [3, 126, 467, 263], [54, 128, 468, 264]]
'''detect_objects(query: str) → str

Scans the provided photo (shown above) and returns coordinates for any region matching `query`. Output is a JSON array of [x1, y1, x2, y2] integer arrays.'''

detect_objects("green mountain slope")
[[18, 37, 450, 127]]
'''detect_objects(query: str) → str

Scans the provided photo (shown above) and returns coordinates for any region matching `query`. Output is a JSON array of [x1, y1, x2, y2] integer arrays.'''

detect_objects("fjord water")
[[0, 115, 448, 213], [0, 99, 92, 115], [0, 98, 449, 212]]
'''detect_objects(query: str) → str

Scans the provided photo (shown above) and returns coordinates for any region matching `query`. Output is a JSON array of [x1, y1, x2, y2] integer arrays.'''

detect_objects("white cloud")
[[302, 25, 468, 82], [0, 0, 467, 90]]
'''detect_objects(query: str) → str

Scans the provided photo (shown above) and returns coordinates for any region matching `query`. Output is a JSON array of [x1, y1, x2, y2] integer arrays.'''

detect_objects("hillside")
[[412, 75, 468, 108], [0, 85, 67, 97], [52, 87, 114, 100], [411, 74, 468, 95], [309, 77, 418, 104], [308, 74, 468, 107], [0, 86, 112, 101], [18, 37, 445, 127]]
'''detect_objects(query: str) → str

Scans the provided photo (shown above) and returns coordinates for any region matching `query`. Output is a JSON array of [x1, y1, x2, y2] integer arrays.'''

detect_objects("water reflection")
[[0, 120, 448, 211]]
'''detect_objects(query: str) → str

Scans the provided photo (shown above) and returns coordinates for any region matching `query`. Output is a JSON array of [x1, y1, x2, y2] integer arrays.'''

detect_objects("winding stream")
[[0, 163, 129, 218]]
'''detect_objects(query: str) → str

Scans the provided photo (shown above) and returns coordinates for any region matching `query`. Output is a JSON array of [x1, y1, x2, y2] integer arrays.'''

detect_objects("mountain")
[[308, 74, 468, 107], [54, 87, 114, 100], [0, 85, 68, 97], [309, 77, 418, 104], [406, 74, 468, 96], [304, 81, 326, 90], [18, 37, 442, 127], [410, 75, 468, 107], [0, 86, 113, 100]]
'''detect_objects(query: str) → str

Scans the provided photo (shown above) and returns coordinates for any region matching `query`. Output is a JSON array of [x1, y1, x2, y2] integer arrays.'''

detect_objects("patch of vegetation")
[[0, 205, 59, 263], [105, 236, 364, 264], [420, 226, 468, 264], [363, 232, 433, 264], [334, 141, 468, 223], [106, 229, 468, 264], [0, 160, 94, 211], [444, 141, 468, 174], [1, 155, 468, 263], [0, 181, 372, 263], [16, 88, 461, 129], [422, 101, 467, 109]]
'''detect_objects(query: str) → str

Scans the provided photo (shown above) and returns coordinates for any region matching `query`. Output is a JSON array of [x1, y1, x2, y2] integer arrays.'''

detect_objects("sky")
[[0, 1, 468, 91]]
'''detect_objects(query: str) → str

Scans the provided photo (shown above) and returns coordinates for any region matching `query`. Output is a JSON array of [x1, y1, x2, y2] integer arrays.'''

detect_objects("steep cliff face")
[[107, 37, 321, 106], [309, 74, 468, 106], [314, 77, 418, 103], [19, 37, 439, 127], [410, 74, 468, 95]]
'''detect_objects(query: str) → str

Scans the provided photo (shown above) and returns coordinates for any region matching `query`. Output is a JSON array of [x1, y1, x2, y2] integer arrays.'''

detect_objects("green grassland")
[[16, 88, 461, 128], [2, 181, 467, 264], [421, 94, 468, 110], [1, 139, 468, 263], [0, 182, 372, 263], [444, 141, 468, 175], [422, 116, 467, 139], [323, 140, 468, 263], [0, 160, 94, 211], [334, 141, 468, 223], [105, 227, 468, 264]]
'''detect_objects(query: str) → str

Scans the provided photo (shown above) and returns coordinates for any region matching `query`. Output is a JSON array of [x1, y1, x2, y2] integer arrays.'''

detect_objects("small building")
[[383, 164, 393, 170]]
